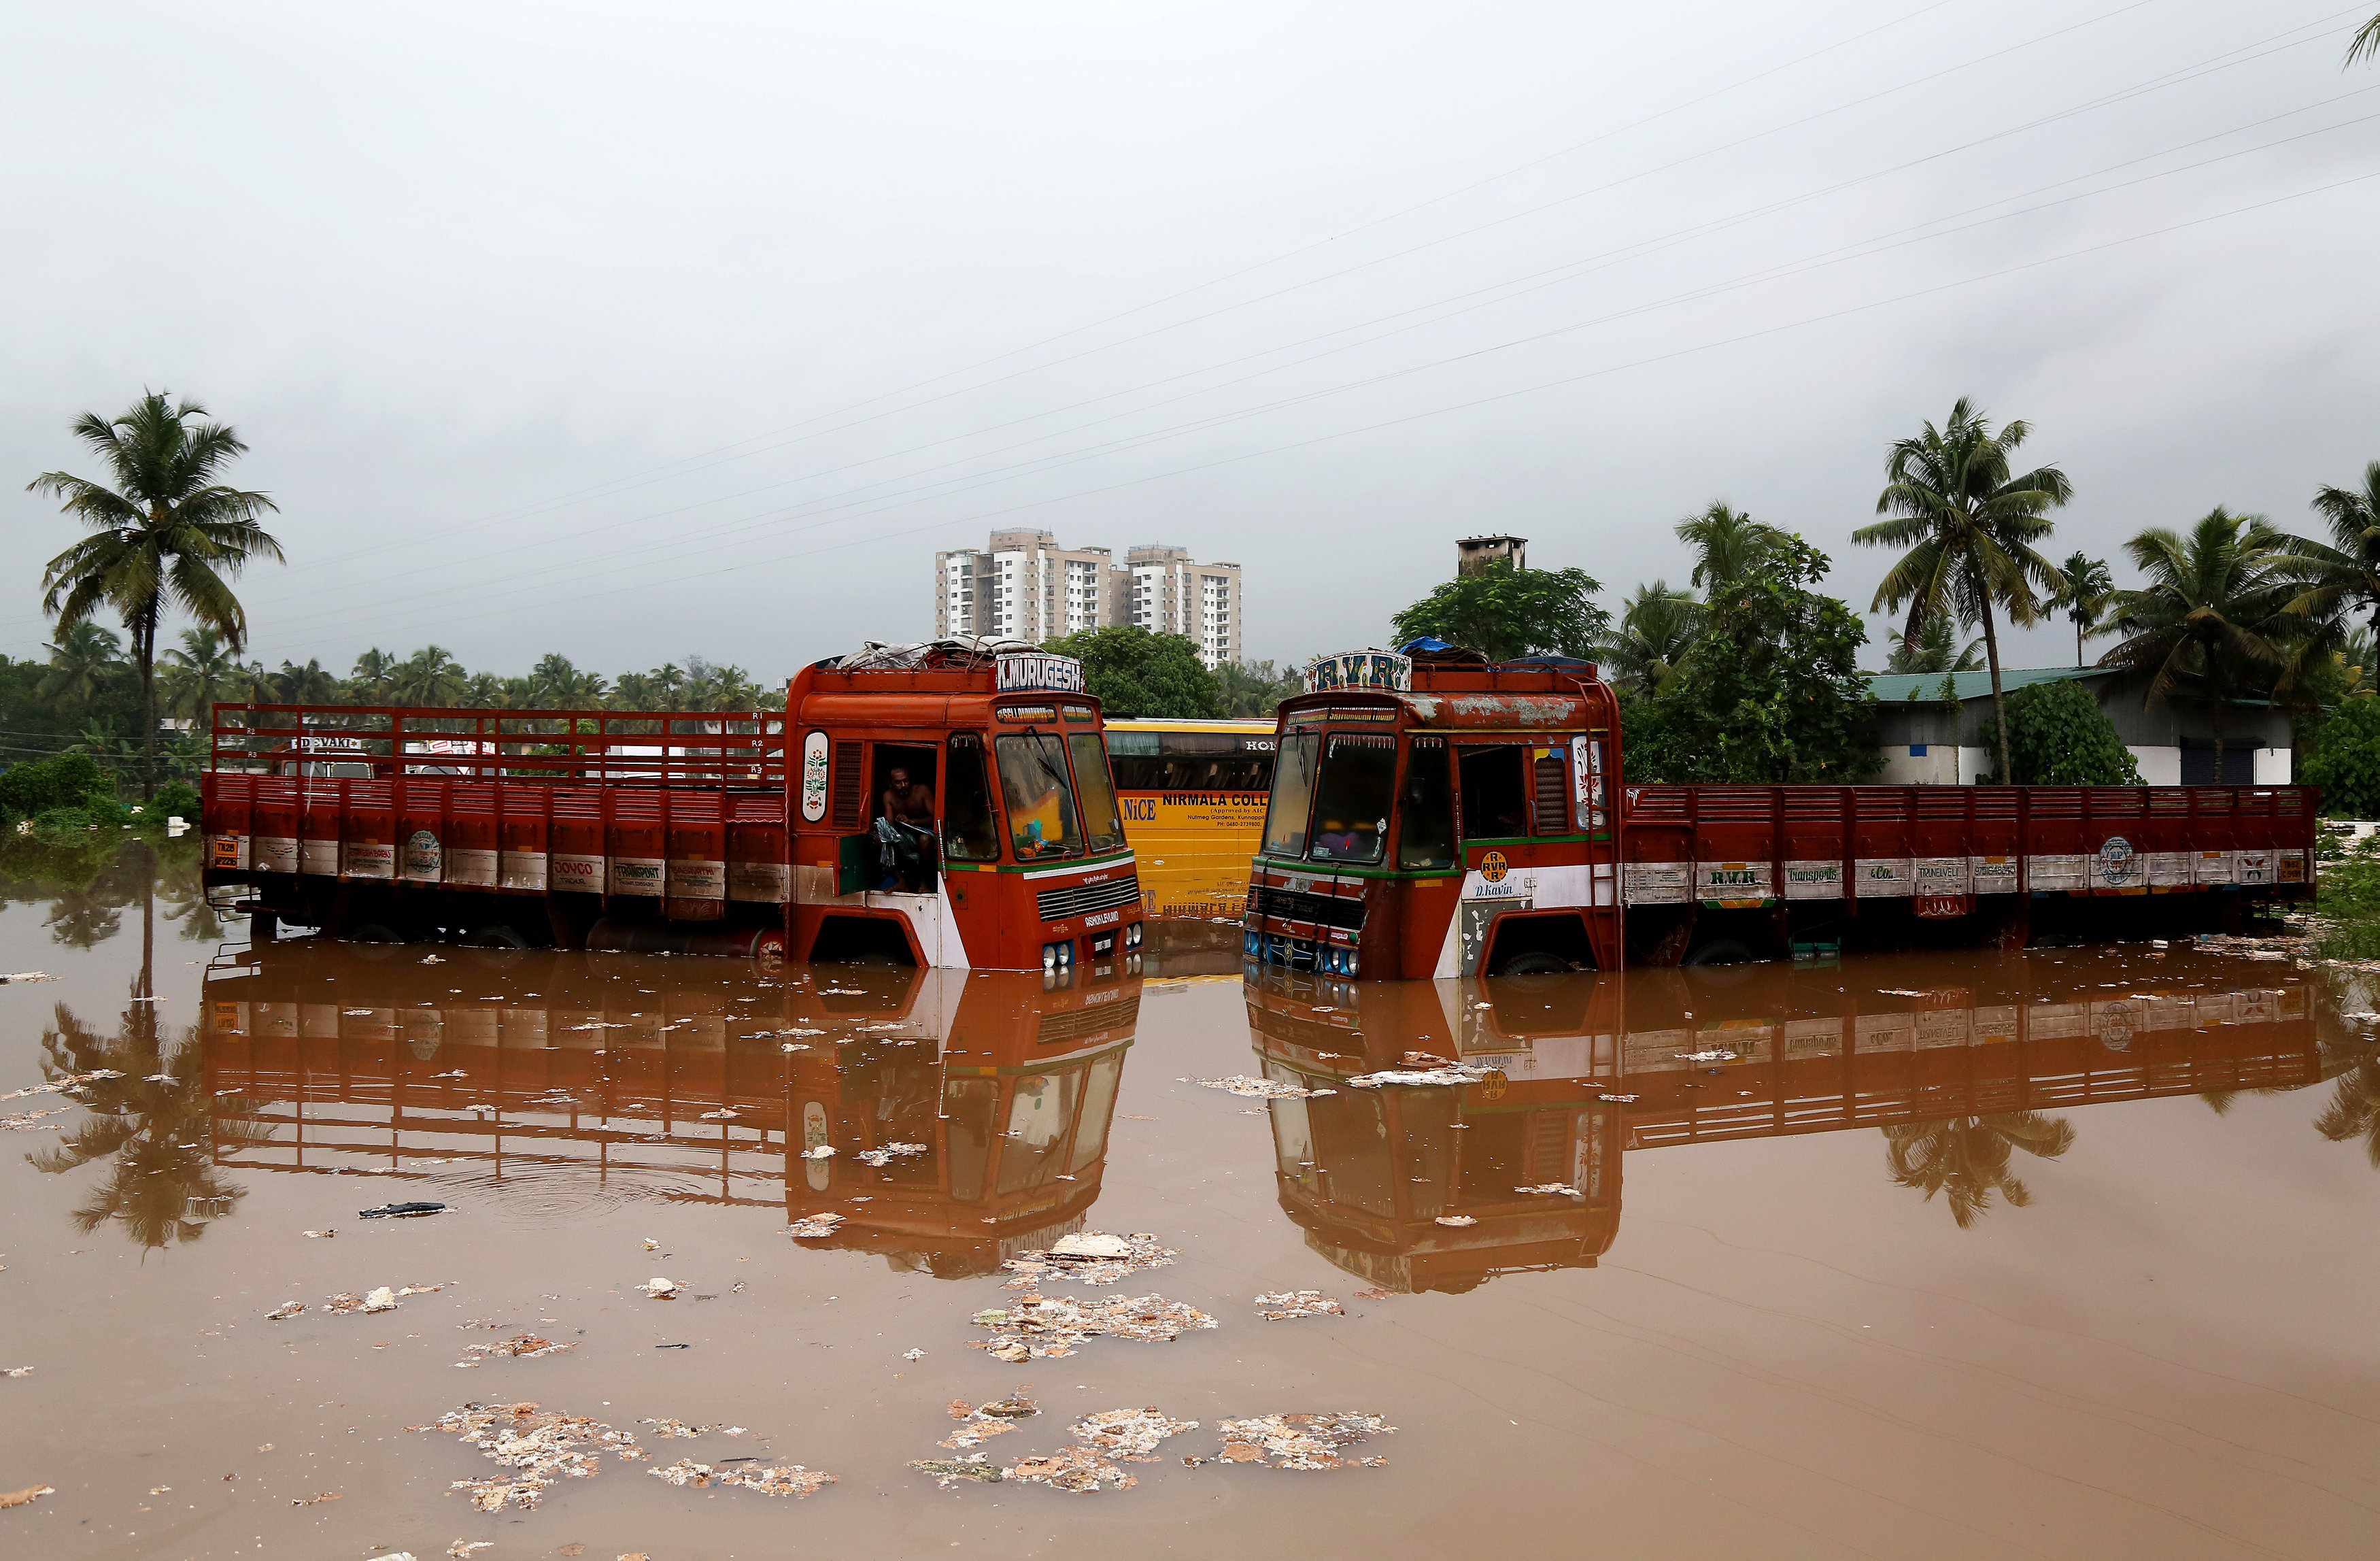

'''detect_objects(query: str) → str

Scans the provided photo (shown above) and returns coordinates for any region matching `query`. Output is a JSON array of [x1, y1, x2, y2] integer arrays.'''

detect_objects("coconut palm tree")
[[394, 645, 468, 706], [349, 647, 398, 704], [2052, 552, 2115, 667], [38, 620, 126, 711], [1882, 614, 1984, 674], [2313, 1052, 2380, 1166], [274, 658, 343, 705], [1675, 502, 1786, 591], [2350, 14, 2380, 66], [1855, 398, 2071, 786], [2270, 460, 2380, 673], [2100, 509, 2295, 780], [27, 392, 284, 800], [1883, 1111, 2075, 1228], [158, 626, 236, 722], [1597, 582, 1704, 693]]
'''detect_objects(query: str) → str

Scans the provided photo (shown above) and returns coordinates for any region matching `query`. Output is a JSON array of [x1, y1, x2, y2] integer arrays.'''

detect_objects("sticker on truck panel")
[[610, 857, 665, 896], [667, 859, 727, 899], [800, 732, 829, 822], [1695, 860, 1771, 904], [1622, 862, 1689, 905], [211, 834, 249, 871], [402, 829, 442, 882], [1855, 858, 1912, 897], [1783, 860, 1843, 899], [729, 860, 789, 903], [343, 841, 394, 879]]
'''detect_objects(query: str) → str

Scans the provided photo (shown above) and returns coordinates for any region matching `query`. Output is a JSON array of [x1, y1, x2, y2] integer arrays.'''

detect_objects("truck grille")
[[1036, 873, 1142, 922], [1253, 885, 1366, 931], [1036, 995, 1141, 1045]]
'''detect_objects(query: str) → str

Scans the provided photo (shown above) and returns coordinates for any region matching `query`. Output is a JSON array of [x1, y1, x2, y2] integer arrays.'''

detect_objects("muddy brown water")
[[3, 846, 2379, 1559]]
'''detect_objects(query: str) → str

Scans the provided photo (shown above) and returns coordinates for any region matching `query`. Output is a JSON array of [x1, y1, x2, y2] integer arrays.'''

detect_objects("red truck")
[[1245, 650, 2318, 978], [201, 646, 1146, 975]]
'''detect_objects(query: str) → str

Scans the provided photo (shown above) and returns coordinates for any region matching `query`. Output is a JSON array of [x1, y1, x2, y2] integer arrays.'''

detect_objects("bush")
[[0, 752, 114, 824], [149, 779, 202, 822], [1975, 680, 2143, 786], [2301, 698, 2380, 818]]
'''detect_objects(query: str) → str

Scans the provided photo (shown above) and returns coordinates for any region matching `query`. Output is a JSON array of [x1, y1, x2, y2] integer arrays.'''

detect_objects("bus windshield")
[[995, 732, 1083, 858], [1066, 731, 1126, 854], [1306, 733, 1398, 864], [1261, 732, 1321, 858]]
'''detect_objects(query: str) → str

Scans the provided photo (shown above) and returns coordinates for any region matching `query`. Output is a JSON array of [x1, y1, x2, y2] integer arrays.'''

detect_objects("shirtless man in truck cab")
[[877, 765, 939, 890], [882, 766, 935, 828]]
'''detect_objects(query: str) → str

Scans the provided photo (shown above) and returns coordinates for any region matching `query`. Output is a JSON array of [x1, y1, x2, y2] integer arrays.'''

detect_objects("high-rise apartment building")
[[933, 531, 1244, 668]]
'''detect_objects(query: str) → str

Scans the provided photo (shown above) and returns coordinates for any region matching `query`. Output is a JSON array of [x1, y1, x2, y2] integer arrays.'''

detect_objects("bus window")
[[1261, 733, 1321, 858], [997, 1071, 1081, 1192], [995, 731, 1083, 858], [1066, 731, 1126, 853], [942, 735, 1000, 862], [1459, 746, 1529, 840], [1397, 737, 1456, 869], [1307, 733, 1397, 864]]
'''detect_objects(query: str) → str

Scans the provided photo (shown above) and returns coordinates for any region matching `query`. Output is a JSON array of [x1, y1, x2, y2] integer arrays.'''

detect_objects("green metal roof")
[[1865, 666, 2118, 704]]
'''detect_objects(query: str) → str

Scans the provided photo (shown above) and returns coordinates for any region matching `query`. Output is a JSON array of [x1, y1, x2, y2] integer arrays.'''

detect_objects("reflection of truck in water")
[[199, 945, 1138, 1275], [201, 643, 1145, 973], [1242, 959, 2344, 1293], [1246, 649, 2319, 977]]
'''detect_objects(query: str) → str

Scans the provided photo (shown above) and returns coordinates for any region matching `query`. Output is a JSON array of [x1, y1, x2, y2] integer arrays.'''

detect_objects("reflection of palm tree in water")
[[25, 845, 268, 1249], [1882, 1111, 2076, 1228], [2313, 1055, 2380, 1168]]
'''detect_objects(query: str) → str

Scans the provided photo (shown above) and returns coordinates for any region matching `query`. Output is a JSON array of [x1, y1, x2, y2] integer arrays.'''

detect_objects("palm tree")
[[1675, 502, 1786, 591], [1855, 398, 2071, 786], [273, 658, 342, 705], [2100, 509, 2295, 780], [460, 671, 507, 708], [158, 627, 236, 723], [349, 647, 398, 704], [394, 645, 467, 706], [2313, 1052, 2380, 1166], [2271, 460, 2380, 670], [28, 392, 284, 799], [1597, 582, 1704, 693], [38, 620, 126, 711], [1883, 1111, 2075, 1228], [1882, 614, 1984, 674], [2052, 552, 2115, 666], [530, 652, 607, 708], [2349, 14, 2380, 66]]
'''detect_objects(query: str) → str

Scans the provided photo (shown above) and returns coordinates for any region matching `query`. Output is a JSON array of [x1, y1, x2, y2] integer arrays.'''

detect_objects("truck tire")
[[1495, 951, 1574, 976], [1682, 937, 1760, 967]]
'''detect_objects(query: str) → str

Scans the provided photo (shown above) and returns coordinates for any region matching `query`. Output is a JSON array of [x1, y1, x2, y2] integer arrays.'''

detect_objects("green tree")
[[2349, 13, 2380, 65], [460, 671, 507, 708], [349, 647, 398, 703], [2314, 1052, 2380, 1166], [2301, 697, 2380, 817], [1855, 397, 2071, 787], [1881, 614, 1982, 674], [2101, 508, 2296, 777], [38, 621, 126, 712], [394, 645, 468, 705], [1388, 558, 1608, 661], [1215, 659, 1301, 718], [1883, 1111, 2075, 1228], [1973, 679, 2144, 785], [1040, 626, 1223, 718], [1676, 501, 1786, 590], [1596, 582, 1703, 694], [1626, 536, 1879, 784], [2051, 552, 2116, 666], [274, 658, 342, 705], [529, 652, 607, 708], [157, 627, 235, 722], [2271, 460, 2380, 678], [28, 392, 284, 799]]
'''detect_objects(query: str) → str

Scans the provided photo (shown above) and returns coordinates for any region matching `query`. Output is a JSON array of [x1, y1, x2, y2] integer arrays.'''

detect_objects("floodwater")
[[4, 844, 2379, 1560]]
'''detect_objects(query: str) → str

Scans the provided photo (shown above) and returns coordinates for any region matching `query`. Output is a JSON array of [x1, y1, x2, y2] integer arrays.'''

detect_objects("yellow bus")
[[1106, 718, 1276, 919]]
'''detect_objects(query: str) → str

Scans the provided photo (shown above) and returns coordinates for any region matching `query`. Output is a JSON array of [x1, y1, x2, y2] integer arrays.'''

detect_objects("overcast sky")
[[5, 0, 2377, 686]]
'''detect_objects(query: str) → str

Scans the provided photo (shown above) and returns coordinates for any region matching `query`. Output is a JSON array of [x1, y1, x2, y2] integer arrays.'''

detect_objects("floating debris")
[[1433, 1215, 1478, 1227], [642, 1238, 660, 1251], [1513, 1184, 1584, 1198], [0, 1069, 122, 1102], [414, 1400, 647, 1511], [699, 1108, 740, 1120], [1069, 1408, 1197, 1460], [646, 1458, 833, 1496], [1253, 1290, 1343, 1321], [856, 1142, 928, 1166], [458, 1335, 575, 1367], [901, 1348, 927, 1361], [787, 1213, 845, 1240], [1346, 1064, 1488, 1089], [3, 1367, 31, 1379], [0, 1484, 56, 1509], [445, 1543, 492, 1560], [1194, 1075, 1336, 1100], [303, 1229, 335, 1239], [288, 1490, 343, 1506], [1003, 1444, 1136, 1494], [0, 1107, 69, 1132], [799, 1146, 834, 1161], [1214, 1413, 1394, 1471], [968, 1292, 1216, 1361], [324, 1284, 437, 1315], [940, 1395, 1039, 1449], [909, 1456, 1002, 1487], [638, 1277, 681, 1299], [1353, 1288, 1396, 1300], [0, 971, 56, 984], [267, 1301, 307, 1320], [358, 1201, 447, 1219], [1000, 1231, 1176, 1289]]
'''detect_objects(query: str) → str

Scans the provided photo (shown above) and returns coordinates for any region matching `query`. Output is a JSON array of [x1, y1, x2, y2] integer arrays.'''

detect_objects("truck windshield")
[[1065, 731, 1126, 854], [995, 731, 1083, 859], [1307, 733, 1398, 864], [1261, 732, 1321, 858]]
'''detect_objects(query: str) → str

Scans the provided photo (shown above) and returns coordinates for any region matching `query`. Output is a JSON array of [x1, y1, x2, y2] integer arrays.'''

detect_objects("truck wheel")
[[1495, 952, 1574, 976], [462, 925, 530, 950], [346, 922, 409, 944], [1682, 937, 1760, 967]]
